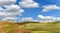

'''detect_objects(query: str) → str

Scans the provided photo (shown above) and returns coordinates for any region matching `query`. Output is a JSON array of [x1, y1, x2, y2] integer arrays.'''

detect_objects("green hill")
[[0, 21, 60, 33]]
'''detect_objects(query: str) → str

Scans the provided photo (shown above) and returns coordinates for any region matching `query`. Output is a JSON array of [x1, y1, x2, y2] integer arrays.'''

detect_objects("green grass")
[[21, 22, 60, 33], [0, 21, 60, 33]]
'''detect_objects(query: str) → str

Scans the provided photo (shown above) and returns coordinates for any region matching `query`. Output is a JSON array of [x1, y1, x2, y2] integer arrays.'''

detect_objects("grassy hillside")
[[0, 21, 60, 33]]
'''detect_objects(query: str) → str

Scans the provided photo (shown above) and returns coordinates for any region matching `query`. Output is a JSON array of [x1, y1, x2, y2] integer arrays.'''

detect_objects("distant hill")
[[0, 21, 60, 33]]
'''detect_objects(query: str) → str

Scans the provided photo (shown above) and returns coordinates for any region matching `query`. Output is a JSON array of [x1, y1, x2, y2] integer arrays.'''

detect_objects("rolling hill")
[[0, 21, 60, 33]]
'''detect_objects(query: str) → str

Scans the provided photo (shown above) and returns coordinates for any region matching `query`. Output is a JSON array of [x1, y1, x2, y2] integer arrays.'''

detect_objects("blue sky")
[[0, 0, 60, 22], [19, 0, 60, 20]]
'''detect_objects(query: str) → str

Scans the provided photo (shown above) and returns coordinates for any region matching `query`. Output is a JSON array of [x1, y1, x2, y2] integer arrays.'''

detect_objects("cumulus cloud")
[[2, 17, 18, 22], [0, 0, 17, 6], [5, 4, 24, 16], [19, 0, 39, 8], [21, 17, 38, 22], [42, 5, 60, 12], [0, 0, 39, 22], [0, 4, 24, 22], [38, 15, 60, 22], [0, 0, 25, 22], [0, 4, 24, 17]]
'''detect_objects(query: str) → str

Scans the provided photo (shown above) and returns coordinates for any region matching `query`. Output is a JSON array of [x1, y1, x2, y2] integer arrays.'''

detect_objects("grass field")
[[0, 21, 60, 33]]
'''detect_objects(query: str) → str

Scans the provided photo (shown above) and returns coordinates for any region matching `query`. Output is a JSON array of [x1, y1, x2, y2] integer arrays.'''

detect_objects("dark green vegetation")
[[0, 21, 60, 33]]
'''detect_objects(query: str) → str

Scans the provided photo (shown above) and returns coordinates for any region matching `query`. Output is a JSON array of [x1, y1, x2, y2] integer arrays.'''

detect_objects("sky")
[[0, 0, 60, 22]]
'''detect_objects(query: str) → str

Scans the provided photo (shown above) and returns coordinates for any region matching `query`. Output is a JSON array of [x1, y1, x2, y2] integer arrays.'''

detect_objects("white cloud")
[[0, 0, 17, 6], [21, 15, 60, 22], [19, 0, 39, 8], [5, 4, 24, 16], [0, 0, 39, 22], [0, 0, 25, 22], [0, 7, 4, 11], [42, 5, 60, 12], [38, 15, 60, 22], [0, 4, 24, 17], [21, 17, 38, 22], [0, 4, 24, 22], [2, 17, 18, 22]]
